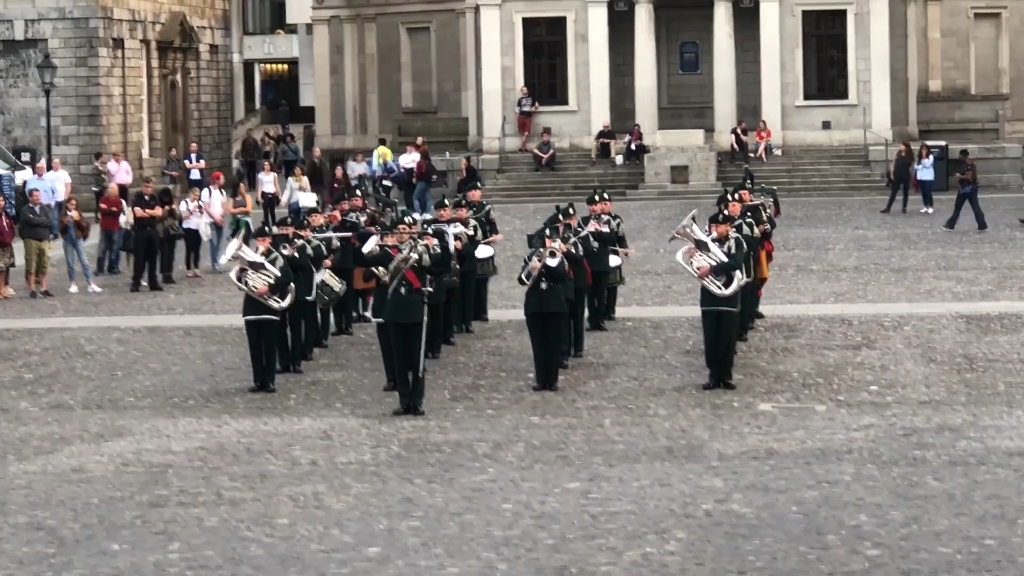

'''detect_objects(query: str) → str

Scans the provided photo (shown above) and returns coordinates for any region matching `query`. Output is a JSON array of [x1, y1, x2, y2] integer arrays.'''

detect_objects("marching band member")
[[421, 196, 457, 357], [354, 221, 404, 391], [725, 192, 758, 342], [465, 182, 501, 322], [307, 207, 334, 347], [698, 211, 745, 391], [329, 193, 357, 336], [601, 196, 629, 321], [519, 225, 570, 392], [580, 191, 617, 332], [243, 225, 294, 394], [560, 203, 590, 361], [347, 188, 374, 319], [273, 216, 310, 374], [452, 197, 482, 333], [387, 216, 450, 416], [296, 216, 328, 359]]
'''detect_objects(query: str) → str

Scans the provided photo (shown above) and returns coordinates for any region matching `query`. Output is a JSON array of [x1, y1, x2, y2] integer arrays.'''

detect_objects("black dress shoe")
[[410, 407, 426, 416], [721, 381, 737, 390], [248, 383, 268, 393], [454, 326, 464, 334], [149, 285, 164, 292], [597, 324, 609, 332], [559, 359, 569, 369], [302, 354, 314, 362], [382, 381, 397, 392], [606, 314, 616, 321], [341, 328, 354, 336], [41, 290, 55, 298], [265, 383, 277, 393], [754, 310, 765, 320], [291, 365, 303, 374], [532, 384, 546, 392], [586, 325, 599, 332], [277, 366, 292, 374], [549, 383, 559, 392], [331, 330, 344, 337], [572, 351, 584, 359], [129, 285, 140, 293], [737, 333, 748, 342], [392, 407, 411, 416], [464, 325, 474, 334], [442, 339, 456, 346], [316, 342, 329, 349], [427, 352, 440, 360], [163, 277, 177, 285], [702, 381, 721, 391], [478, 315, 489, 322]]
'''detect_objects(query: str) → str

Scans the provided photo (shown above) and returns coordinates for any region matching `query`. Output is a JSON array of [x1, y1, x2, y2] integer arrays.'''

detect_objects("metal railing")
[[861, 107, 891, 169]]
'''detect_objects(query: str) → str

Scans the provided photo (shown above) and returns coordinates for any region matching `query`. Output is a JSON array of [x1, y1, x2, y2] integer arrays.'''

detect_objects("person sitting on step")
[[533, 132, 557, 174]]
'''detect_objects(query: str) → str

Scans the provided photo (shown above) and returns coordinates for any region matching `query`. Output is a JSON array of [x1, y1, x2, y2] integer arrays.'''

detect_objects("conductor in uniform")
[[243, 225, 294, 393], [519, 225, 570, 392], [698, 211, 745, 391]]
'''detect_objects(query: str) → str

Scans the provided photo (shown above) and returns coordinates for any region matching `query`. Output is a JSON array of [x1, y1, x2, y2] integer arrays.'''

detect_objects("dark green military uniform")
[[700, 211, 745, 391], [243, 227, 294, 393], [519, 228, 569, 391]]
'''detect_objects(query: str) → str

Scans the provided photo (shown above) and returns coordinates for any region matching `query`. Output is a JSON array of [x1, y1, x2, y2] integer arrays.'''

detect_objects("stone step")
[[485, 183, 644, 194], [718, 171, 883, 183], [493, 167, 644, 181], [492, 175, 644, 187], [718, 158, 869, 169]]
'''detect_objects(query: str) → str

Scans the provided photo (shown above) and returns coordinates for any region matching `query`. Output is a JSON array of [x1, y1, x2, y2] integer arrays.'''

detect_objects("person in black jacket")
[[243, 225, 295, 393], [386, 215, 450, 416], [421, 196, 457, 358], [452, 197, 481, 333], [519, 225, 570, 391], [355, 223, 401, 391], [601, 198, 629, 321], [307, 208, 334, 347], [466, 183, 502, 322], [329, 194, 357, 336], [274, 217, 311, 374], [580, 190, 618, 331], [296, 218, 328, 360], [18, 188, 55, 298], [698, 211, 745, 391], [560, 203, 590, 361], [131, 178, 163, 292]]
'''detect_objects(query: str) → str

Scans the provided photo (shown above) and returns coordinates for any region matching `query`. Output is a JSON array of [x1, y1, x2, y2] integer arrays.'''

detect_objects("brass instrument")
[[669, 209, 743, 298], [220, 238, 296, 311], [386, 240, 433, 297], [312, 231, 354, 240], [525, 244, 564, 289]]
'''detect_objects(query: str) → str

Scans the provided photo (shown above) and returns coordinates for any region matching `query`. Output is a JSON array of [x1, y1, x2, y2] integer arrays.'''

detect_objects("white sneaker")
[[68, 284, 79, 294], [141, 280, 148, 287], [927, 207, 934, 214], [87, 283, 102, 293], [920, 207, 928, 213]]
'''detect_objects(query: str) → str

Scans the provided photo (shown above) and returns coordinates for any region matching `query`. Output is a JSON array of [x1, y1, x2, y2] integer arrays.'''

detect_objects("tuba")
[[220, 238, 296, 311], [669, 210, 743, 298]]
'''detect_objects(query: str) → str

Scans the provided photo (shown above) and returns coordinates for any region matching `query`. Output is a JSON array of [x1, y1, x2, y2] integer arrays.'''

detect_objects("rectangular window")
[[800, 9, 849, 101], [243, 0, 296, 35], [521, 16, 569, 106], [971, 13, 1002, 94], [678, 41, 700, 74], [407, 27, 435, 109]]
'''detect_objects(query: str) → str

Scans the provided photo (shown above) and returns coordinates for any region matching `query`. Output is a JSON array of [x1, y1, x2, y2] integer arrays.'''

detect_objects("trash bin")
[[10, 146, 38, 169], [924, 140, 949, 192]]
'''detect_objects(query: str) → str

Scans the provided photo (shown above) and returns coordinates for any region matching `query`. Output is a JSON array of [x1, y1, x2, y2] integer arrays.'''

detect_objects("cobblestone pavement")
[[3, 196, 1024, 574]]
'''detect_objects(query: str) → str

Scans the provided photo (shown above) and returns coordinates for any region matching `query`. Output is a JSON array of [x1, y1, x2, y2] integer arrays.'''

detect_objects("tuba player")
[[698, 211, 745, 391], [243, 225, 295, 393]]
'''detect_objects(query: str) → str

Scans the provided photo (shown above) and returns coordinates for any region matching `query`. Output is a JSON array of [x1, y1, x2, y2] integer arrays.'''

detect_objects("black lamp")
[[36, 53, 58, 171]]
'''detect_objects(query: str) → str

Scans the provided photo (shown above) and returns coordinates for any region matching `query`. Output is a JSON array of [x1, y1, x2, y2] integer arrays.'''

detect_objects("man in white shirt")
[[396, 144, 421, 212], [185, 141, 207, 190], [201, 171, 226, 272], [45, 158, 73, 236], [347, 153, 369, 190]]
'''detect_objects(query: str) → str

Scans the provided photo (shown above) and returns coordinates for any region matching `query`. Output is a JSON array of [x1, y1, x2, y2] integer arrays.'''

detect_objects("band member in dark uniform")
[[274, 216, 309, 374], [355, 222, 402, 391], [307, 207, 334, 347], [386, 216, 450, 416], [580, 191, 617, 331], [296, 217, 328, 359], [329, 193, 357, 336], [601, 197, 628, 321], [348, 188, 374, 319], [421, 197, 456, 356], [560, 203, 589, 360], [130, 177, 162, 292], [243, 225, 294, 393], [466, 183, 502, 322], [452, 197, 481, 333], [519, 225, 570, 391], [698, 211, 745, 391]]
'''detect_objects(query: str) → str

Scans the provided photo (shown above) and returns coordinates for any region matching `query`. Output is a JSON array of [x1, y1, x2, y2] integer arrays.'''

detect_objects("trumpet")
[[670, 209, 743, 298], [525, 244, 564, 288]]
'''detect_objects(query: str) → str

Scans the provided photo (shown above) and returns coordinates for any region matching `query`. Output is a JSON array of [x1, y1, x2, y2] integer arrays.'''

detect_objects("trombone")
[[525, 243, 565, 289]]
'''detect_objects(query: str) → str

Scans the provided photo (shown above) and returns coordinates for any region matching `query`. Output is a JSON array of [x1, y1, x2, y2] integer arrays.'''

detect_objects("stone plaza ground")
[[3, 194, 1024, 574]]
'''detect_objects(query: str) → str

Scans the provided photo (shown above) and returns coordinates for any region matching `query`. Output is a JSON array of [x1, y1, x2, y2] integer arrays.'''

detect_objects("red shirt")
[[756, 128, 772, 142], [98, 195, 123, 232]]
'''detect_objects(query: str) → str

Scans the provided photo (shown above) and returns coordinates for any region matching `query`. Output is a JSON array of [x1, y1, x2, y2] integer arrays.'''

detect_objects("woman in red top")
[[0, 194, 15, 299], [755, 120, 772, 162], [412, 148, 433, 216], [96, 183, 125, 274]]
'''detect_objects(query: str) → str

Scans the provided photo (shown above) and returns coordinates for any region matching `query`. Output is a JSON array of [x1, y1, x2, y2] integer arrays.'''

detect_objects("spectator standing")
[[130, 177, 163, 292], [413, 148, 434, 217], [201, 172, 227, 272], [729, 120, 749, 163], [0, 194, 14, 299], [942, 149, 987, 232], [179, 187, 205, 277], [25, 162, 59, 238], [96, 183, 125, 275], [914, 144, 935, 214], [226, 180, 254, 244], [372, 138, 395, 174], [347, 153, 369, 191], [281, 165, 311, 222], [307, 147, 329, 202], [107, 152, 133, 202], [261, 134, 277, 168], [532, 133, 557, 173], [91, 152, 107, 223], [257, 160, 281, 227], [328, 166, 350, 205], [184, 141, 206, 191], [156, 187, 182, 285], [754, 120, 772, 162], [240, 129, 261, 190], [882, 142, 914, 214], [278, 100, 291, 133], [162, 147, 182, 188], [47, 158, 73, 209], [278, 134, 303, 178], [397, 144, 421, 212], [590, 122, 617, 167], [58, 196, 101, 294], [623, 124, 645, 165], [18, 188, 54, 298], [515, 86, 538, 153]]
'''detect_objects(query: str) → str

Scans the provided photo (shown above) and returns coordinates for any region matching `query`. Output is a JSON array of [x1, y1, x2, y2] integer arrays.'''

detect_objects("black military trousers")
[[245, 319, 279, 387], [606, 285, 619, 317], [526, 312, 566, 388], [474, 276, 490, 320], [301, 299, 320, 357], [332, 268, 354, 332], [455, 271, 477, 329], [587, 271, 609, 328], [277, 307, 304, 369], [131, 228, 160, 287], [739, 281, 757, 335], [752, 278, 766, 317], [561, 295, 574, 359], [701, 309, 740, 384], [442, 287, 457, 340], [426, 302, 444, 354], [376, 322, 396, 383], [567, 287, 587, 356], [318, 304, 332, 344], [391, 322, 426, 409]]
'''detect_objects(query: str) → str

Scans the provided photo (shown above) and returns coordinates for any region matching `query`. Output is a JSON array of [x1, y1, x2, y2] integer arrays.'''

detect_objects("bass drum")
[[475, 244, 497, 278], [607, 254, 624, 287]]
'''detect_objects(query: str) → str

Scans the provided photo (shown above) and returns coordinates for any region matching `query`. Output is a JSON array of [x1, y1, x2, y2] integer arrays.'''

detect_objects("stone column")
[[906, 0, 919, 137], [342, 18, 361, 137], [712, 0, 737, 148], [869, 0, 891, 133], [312, 19, 332, 139], [230, 0, 245, 122], [633, 0, 658, 138], [459, 8, 480, 145], [587, 0, 611, 135], [926, 0, 941, 92], [479, 0, 503, 152], [758, 0, 782, 145], [364, 18, 380, 137]]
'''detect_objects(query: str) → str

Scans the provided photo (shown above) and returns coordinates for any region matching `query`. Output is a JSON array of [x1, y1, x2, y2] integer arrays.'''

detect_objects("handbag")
[[163, 221, 185, 240], [297, 190, 319, 209]]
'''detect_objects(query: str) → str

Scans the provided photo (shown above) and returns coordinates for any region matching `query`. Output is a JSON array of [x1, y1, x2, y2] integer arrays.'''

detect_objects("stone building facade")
[[0, 0, 233, 195], [310, 0, 1024, 153]]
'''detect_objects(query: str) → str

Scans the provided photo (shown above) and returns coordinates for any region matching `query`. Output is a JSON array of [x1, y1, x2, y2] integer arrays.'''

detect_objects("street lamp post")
[[36, 53, 58, 171]]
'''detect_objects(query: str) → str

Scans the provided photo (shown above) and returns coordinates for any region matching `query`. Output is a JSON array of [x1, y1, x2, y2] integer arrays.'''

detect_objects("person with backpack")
[[412, 148, 435, 217]]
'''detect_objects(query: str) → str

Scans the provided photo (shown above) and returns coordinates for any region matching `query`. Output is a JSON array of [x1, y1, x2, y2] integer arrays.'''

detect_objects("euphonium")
[[220, 238, 296, 311], [669, 209, 743, 298]]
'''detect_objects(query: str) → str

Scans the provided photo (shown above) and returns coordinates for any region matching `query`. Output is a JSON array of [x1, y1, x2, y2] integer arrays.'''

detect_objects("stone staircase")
[[485, 151, 646, 204], [717, 146, 885, 195]]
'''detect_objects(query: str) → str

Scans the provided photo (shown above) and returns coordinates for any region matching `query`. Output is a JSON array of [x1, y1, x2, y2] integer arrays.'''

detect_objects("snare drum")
[[607, 254, 624, 287], [353, 267, 377, 291], [475, 244, 497, 278]]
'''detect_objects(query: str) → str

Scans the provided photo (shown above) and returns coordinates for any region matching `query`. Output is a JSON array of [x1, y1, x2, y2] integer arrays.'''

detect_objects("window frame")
[[677, 41, 701, 75], [399, 22, 439, 112], [793, 1, 858, 107], [968, 7, 1010, 95], [513, 9, 578, 112]]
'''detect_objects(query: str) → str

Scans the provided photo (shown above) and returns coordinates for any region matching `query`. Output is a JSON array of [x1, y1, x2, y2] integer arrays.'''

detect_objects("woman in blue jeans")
[[413, 148, 434, 217], [58, 197, 102, 294], [914, 144, 935, 214]]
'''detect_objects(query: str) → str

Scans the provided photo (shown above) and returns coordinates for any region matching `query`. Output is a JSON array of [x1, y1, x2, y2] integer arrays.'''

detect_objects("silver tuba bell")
[[669, 209, 743, 298], [220, 238, 296, 311]]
